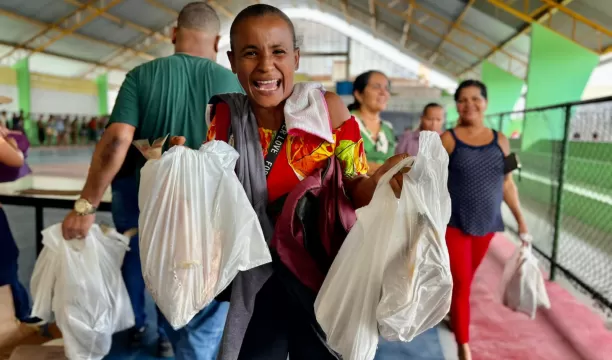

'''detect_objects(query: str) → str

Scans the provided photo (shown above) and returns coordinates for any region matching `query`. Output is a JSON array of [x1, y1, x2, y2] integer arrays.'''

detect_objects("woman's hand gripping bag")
[[315, 156, 416, 360], [137, 140, 271, 329], [314, 131, 452, 360], [40, 224, 133, 360], [501, 243, 551, 319], [376, 131, 453, 342]]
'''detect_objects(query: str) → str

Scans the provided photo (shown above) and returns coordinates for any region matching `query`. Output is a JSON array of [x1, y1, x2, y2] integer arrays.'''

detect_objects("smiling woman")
[[440, 79, 529, 360], [228, 4, 300, 116], [348, 70, 396, 173], [205, 4, 411, 360]]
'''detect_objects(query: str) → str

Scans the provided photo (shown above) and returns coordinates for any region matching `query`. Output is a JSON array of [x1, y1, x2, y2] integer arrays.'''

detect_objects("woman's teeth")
[[254, 80, 280, 91]]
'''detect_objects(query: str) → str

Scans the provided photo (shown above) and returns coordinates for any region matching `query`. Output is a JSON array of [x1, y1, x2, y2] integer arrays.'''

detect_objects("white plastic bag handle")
[[520, 233, 533, 244], [375, 156, 415, 190]]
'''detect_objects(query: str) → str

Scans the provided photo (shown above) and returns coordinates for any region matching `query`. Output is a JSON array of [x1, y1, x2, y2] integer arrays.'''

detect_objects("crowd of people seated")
[[0, 110, 108, 146]]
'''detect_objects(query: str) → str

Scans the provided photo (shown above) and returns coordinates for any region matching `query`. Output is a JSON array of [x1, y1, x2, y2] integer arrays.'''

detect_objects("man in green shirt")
[[61, 3, 243, 359]]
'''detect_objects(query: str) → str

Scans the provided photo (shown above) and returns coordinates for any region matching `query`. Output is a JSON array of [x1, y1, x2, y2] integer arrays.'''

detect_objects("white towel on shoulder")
[[284, 82, 335, 144]]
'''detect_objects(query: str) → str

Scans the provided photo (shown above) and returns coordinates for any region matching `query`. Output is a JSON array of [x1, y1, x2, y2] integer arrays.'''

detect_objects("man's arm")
[[80, 71, 140, 205], [62, 71, 140, 240], [80, 123, 135, 206]]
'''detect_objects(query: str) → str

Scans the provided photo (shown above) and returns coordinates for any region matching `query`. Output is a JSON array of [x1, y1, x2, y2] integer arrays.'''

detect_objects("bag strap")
[[209, 102, 287, 179], [263, 122, 287, 178]]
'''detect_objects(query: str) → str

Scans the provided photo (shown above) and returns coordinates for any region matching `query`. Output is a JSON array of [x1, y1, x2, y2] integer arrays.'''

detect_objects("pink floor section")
[[471, 235, 612, 360]]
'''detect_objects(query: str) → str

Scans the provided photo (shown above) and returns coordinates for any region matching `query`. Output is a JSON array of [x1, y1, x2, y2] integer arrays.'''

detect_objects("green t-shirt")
[[110, 53, 244, 180], [352, 111, 396, 164]]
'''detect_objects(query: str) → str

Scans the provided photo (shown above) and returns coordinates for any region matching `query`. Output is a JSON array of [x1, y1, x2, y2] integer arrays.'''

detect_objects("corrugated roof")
[[0, 0, 609, 82]]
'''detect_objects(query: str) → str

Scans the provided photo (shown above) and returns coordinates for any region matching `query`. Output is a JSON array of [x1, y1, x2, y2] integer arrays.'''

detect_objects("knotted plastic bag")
[[31, 224, 133, 360], [314, 131, 452, 360], [376, 132, 453, 342], [501, 243, 551, 319], [137, 140, 271, 329]]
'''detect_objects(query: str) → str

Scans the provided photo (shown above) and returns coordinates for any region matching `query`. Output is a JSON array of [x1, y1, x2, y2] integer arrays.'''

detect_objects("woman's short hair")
[[229, 4, 298, 50]]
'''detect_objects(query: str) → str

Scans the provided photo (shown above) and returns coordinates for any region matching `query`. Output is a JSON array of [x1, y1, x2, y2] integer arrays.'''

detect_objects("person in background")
[[37, 114, 46, 145], [0, 111, 7, 128], [11, 110, 24, 133], [60, 3, 244, 359], [0, 126, 44, 326], [80, 116, 88, 144], [395, 102, 444, 156], [45, 116, 55, 145], [348, 70, 395, 174], [70, 116, 79, 145], [440, 80, 529, 360], [55, 116, 66, 146], [87, 116, 98, 144]]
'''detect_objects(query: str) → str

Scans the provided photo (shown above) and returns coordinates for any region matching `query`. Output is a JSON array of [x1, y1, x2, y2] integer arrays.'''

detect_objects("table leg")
[[35, 206, 43, 255]]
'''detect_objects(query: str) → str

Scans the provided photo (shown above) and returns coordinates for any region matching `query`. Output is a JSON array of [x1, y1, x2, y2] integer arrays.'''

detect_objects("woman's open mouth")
[[253, 79, 281, 92]]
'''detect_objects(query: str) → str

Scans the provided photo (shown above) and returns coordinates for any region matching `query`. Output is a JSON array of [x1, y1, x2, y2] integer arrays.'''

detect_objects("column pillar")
[[481, 60, 523, 134], [522, 23, 599, 149], [12, 58, 33, 140], [96, 73, 109, 115]]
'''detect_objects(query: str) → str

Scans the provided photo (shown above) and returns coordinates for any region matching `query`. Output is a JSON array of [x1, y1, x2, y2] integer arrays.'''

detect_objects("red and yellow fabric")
[[207, 103, 368, 202]]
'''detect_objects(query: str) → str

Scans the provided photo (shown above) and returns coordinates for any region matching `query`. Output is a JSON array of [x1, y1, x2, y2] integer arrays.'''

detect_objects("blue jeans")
[[0, 263, 31, 320], [0, 207, 31, 320], [160, 301, 229, 360], [112, 176, 229, 359], [111, 177, 166, 338]]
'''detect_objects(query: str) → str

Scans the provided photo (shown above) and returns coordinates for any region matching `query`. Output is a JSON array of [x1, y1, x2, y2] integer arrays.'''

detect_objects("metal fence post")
[[550, 105, 572, 281]]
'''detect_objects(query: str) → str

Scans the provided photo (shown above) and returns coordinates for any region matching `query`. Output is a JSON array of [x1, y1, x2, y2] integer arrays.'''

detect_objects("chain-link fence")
[[486, 96, 612, 316]]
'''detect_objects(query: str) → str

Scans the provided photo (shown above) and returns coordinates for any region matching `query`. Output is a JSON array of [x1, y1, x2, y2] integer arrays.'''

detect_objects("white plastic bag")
[[315, 131, 452, 360], [31, 224, 134, 360], [138, 140, 271, 329], [501, 243, 551, 319], [30, 246, 57, 322], [376, 133, 453, 342]]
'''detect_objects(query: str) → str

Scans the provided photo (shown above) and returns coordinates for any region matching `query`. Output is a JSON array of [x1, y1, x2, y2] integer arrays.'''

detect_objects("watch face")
[[75, 199, 89, 213]]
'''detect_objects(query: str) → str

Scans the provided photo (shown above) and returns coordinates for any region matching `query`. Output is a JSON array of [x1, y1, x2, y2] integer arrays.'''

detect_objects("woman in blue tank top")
[[440, 80, 529, 360]]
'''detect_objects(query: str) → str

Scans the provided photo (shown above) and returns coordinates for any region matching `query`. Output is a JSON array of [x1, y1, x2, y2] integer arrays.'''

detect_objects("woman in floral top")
[[203, 4, 411, 359], [207, 103, 369, 203]]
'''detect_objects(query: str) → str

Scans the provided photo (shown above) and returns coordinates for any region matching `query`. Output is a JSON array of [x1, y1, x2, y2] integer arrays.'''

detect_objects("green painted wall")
[[443, 95, 458, 129], [481, 60, 523, 134], [96, 73, 109, 115], [522, 24, 599, 149], [12, 58, 34, 141], [482, 60, 523, 115]]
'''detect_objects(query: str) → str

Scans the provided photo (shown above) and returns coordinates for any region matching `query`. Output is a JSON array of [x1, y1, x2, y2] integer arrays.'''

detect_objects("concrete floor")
[[8, 147, 611, 360]]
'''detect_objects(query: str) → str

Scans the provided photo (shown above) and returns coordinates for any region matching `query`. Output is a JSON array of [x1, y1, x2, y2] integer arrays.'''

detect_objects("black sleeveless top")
[[447, 129, 505, 236]]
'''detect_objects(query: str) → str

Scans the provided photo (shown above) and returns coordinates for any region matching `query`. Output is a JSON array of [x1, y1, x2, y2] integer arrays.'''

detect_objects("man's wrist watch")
[[74, 198, 97, 216]]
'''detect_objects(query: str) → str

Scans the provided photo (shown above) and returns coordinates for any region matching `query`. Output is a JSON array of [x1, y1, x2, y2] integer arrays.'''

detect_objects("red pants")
[[445, 226, 494, 344]]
